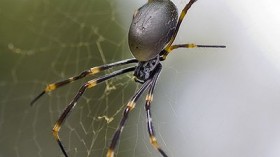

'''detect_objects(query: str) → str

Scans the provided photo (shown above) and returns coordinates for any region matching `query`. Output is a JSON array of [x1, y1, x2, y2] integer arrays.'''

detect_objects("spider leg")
[[106, 78, 153, 157], [165, 0, 197, 52], [30, 58, 137, 106], [144, 65, 168, 157], [170, 44, 226, 50], [52, 66, 136, 157], [159, 44, 226, 60], [161, 0, 226, 60]]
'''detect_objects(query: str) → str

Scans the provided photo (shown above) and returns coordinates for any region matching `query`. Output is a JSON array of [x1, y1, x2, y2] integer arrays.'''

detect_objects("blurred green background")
[[0, 0, 142, 156]]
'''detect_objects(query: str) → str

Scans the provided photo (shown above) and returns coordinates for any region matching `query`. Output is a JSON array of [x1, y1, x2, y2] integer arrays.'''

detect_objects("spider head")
[[134, 56, 160, 83]]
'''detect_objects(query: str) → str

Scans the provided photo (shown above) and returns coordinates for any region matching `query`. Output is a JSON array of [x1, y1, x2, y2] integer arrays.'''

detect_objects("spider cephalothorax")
[[134, 56, 161, 83], [30, 0, 225, 157]]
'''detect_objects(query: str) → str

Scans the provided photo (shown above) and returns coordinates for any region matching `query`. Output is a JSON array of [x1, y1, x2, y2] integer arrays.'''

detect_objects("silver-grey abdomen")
[[128, 0, 178, 61]]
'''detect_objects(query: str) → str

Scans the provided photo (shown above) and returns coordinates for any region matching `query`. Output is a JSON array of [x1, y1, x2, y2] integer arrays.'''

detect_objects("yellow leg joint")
[[90, 67, 101, 74], [150, 136, 160, 149], [52, 123, 61, 140], [165, 46, 172, 53], [187, 43, 197, 48], [146, 94, 153, 102], [106, 148, 114, 157], [127, 101, 136, 109], [45, 84, 56, 92], [87, 80, 97, 88]]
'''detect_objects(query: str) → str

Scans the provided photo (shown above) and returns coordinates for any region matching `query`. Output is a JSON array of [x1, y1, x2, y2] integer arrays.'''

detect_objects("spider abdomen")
[[128, 0, 178, 61]]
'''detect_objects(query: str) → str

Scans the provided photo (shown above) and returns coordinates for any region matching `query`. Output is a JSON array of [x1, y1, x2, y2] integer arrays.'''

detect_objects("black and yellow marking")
[[90, 67, 101, 74], [170, 43, 197, 50], [30, 58, 137, 106], [87, 80, 98, 88], [150, 135, 160, 149], [145, 93, 153, 102], [52, 123, 61, 141], [53, 122, 69, 157], [106, 148, 114, 157], [127, 100, 136, 109], [45, 83, 57, 92]]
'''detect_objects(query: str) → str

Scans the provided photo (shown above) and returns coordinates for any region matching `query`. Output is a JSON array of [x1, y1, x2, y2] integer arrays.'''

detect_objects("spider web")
[[0, 0, 180, 156], [2, 0, 280, 157], [0, 0, 145, 156]]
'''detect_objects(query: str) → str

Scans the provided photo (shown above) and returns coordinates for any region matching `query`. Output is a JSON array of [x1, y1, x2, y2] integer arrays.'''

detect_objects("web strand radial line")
[[30, 58, 137, 106], [106, 78, 153, 157], [52, 66, 136, 157]]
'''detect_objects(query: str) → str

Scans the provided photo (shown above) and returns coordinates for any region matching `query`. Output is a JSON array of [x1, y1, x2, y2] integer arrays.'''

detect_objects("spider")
[[31, 0, 225, 156]]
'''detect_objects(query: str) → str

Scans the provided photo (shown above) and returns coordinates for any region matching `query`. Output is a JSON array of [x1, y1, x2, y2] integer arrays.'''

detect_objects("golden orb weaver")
[[31, 0, 226, 156]]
